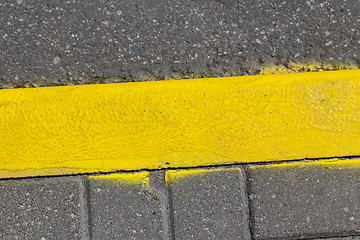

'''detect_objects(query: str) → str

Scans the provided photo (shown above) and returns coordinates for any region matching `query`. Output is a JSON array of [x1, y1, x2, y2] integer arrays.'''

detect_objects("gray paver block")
[[319, 237, 360, 240], [1, 0, 360, 87], [166, 168, 250, 239], [88, 172, 164, 240], [0, 177, 83, 240], [247, 161, 360, 239]]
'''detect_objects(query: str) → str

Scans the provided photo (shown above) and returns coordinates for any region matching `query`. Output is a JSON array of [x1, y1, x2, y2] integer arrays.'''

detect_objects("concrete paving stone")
[[88, 172, 166, 240], [0, 177, 83, 240], [1, 0, 360, 88], [319, 236, 360, 240], [166, 168, 250, 239], [247, 162, 360, 239]]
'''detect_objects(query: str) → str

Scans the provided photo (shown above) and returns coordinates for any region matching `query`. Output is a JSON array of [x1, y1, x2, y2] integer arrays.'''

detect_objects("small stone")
[[173, 64, 183, 72], [325, 41, 333, 47], [354, 56, 360, 64], [213, 57, 221, 64], [17, 0, 23, 4], [53, 57, 60, 65]]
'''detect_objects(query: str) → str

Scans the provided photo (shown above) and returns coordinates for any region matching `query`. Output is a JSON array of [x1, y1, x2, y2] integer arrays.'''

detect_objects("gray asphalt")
[[1, 0, 360, 88]]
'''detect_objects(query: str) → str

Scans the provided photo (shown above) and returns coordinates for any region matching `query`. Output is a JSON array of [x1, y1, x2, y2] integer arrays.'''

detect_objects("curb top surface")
[[1, 70, 360, 178]]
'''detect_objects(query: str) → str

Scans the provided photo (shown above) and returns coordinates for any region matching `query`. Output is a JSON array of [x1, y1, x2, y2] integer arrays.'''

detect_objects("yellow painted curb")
[[1, 69, 360, 178]]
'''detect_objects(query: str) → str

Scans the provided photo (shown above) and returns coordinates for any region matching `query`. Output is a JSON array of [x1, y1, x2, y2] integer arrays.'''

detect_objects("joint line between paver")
[[157, 171, 173, 240], [244, 168, 256, 240], [79, 177, 92, 240], [239, 168, 253, 240], [166, 180, 176, 240]]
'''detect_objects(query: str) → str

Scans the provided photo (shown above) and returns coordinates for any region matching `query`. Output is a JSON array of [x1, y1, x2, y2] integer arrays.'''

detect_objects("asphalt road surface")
[[1, 0, 359, 88]]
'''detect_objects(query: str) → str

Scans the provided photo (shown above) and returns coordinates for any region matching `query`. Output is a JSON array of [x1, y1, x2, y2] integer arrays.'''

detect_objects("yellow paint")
[[1, 69, 360, 178], [88, 172, 149, 186], [250, 159, 360, 170], [165, 168, 238, 183]]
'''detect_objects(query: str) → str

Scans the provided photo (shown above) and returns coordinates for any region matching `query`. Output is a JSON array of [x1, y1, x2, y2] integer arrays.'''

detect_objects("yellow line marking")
[[88, 172, 149, 186], [1, 69, 360, 178]]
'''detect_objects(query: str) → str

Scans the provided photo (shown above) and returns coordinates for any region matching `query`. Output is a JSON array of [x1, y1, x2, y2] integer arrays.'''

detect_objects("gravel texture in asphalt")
[[1, 0, 360, 88]]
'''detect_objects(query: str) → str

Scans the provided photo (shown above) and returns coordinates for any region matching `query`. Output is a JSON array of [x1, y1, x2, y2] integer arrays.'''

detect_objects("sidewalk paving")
[[1, 160, 359, 239]]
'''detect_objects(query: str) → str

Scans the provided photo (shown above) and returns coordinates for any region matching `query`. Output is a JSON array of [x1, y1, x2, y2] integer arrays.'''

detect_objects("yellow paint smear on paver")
[[1, 69, 360, 178], [250, 159, 360, 170], [165, 168, 239, 183], [88, 172, 149, 186]]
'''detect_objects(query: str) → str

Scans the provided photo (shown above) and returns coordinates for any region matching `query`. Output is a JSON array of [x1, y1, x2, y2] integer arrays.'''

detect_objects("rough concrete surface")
[[247, 163, 360, 240], [167, 168, 250, 239], [1, 0, 360, 88], [88, 174, 165, 240], [321, 237, 360, 240], [0, 177, 83, 240], [0, 164, 359, 239]]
